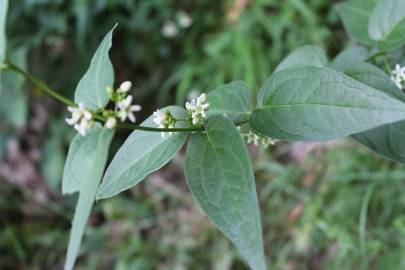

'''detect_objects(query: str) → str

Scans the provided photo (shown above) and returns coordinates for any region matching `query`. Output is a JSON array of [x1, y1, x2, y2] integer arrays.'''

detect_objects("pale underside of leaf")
[[64, 125, 114, 270], [185, 115, 266, 270], [252, 66, 405, 141], [74, 24, 116, 110], [96, 106, 188, 199]]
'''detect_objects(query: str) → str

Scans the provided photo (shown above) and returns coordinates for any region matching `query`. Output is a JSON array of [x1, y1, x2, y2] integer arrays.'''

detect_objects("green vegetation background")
[[0, 0, 404, 269]]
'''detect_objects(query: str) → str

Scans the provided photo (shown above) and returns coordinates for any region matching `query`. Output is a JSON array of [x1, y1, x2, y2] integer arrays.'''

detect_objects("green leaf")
[[185, 115, 266, 270], [251, 66, 405, 141], [369, 0, 405, 50], [328, 46, 369, 72], [0, 47, 28, 126], [0, 0, 9, 94], [63, 124, 114, 270], [207, 81, 252, 121], [345, 62, 405, 163], [96, 106, 188, 200], [275, 45, 328, 72], [335, 0, 378, 46], [74, 24, 116, 110]]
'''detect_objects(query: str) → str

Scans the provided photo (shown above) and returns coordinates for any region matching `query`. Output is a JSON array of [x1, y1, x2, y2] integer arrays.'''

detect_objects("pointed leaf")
[[97, 106, 188, 200], [335, 0, 378, 46], [74, 25, 116, 110], [63, 125, 114, 270], [185, 115, 266, 270], [275, 45, 328, 72], [345, 62, 405, 163], [207, 81, 252, 121], [63, 125, 114, 194], [368, 0, 405, 40], [328, 46, 369, 72], [251, 66, 405, 141]]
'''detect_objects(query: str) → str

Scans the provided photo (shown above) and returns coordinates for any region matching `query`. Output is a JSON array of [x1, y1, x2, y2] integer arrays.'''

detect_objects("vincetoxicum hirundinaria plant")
[[1, 0, 405, 269]]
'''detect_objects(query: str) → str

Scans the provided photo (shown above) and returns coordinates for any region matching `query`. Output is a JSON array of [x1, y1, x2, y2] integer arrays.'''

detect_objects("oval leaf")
[[97, 106, 188, 200], [327, 46, 369, 72], [207, 81, 252, 121], [335, 0, 379, 46], [275, 45, 328, 72], [62, 125, 114, 194], [369, 0, 405, 50], [251, 66, 405, 141], [74, 25, 116, 110], [63, 124, 114, 270], [345, 62, 405, 163], [368, 0, 405, 40], [185, 115, 266, 270]]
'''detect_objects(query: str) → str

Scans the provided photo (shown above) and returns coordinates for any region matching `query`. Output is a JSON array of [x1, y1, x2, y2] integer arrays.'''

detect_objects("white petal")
[[118, 111, 127, 121], [119, 81, 132, 93], [83, 110, 92, 120], [65, 117, 77, 126], [130, 104, 142, 112], [128, 112, 136, 123]]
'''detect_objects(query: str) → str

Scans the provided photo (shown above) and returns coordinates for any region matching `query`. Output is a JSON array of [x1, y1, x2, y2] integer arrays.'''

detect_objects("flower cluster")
[[243, 130, 277, 148], [186, 93, 210, 125], [66, 81, 141, 136], [153, 110, 176, 138], [161, 11, 193, 38], [65, 103, 93, 136], [391, 64, 405, 90]]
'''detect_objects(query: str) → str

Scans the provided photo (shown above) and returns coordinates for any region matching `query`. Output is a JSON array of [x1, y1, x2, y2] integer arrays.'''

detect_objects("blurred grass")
[[1, 0, 405, 270]]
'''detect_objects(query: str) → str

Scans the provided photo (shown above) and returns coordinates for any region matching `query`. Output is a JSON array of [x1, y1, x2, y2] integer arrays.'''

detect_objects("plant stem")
[[365, 51, 386, 62], [5, 61, 76, 107], [3, 60, 250, 133]]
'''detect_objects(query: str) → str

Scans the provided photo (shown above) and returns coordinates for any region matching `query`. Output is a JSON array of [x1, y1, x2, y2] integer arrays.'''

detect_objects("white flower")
[[391, 64, 405, 90], [177, 11, 193, 29], [245, 130, 260, 146], [243, 130, 278, 148], [117, 95, 142, 123], [118, 81, 132, 93], [105, 117, 117, 129], [153, 109, 175, 138], [186, 93, 209, 125], [65, 103, 93, 136], [162, 21, 179, 38]]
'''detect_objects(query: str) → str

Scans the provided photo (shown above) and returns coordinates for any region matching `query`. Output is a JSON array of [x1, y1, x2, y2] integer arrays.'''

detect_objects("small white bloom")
[[118, 95, 142, 123], [186, 93, 209, 125], [162, 21, 179, 38], [153, 109, 176, 138], [243, 130, 277, 148], [105, 117, 117, 129], [153, 109, 168, 128], [245, 130, 260, 146], [177, 11, 193, 29], [391, 64, 405, 90], [118, 81, 132, 93], [65, 103, 93, 136]]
